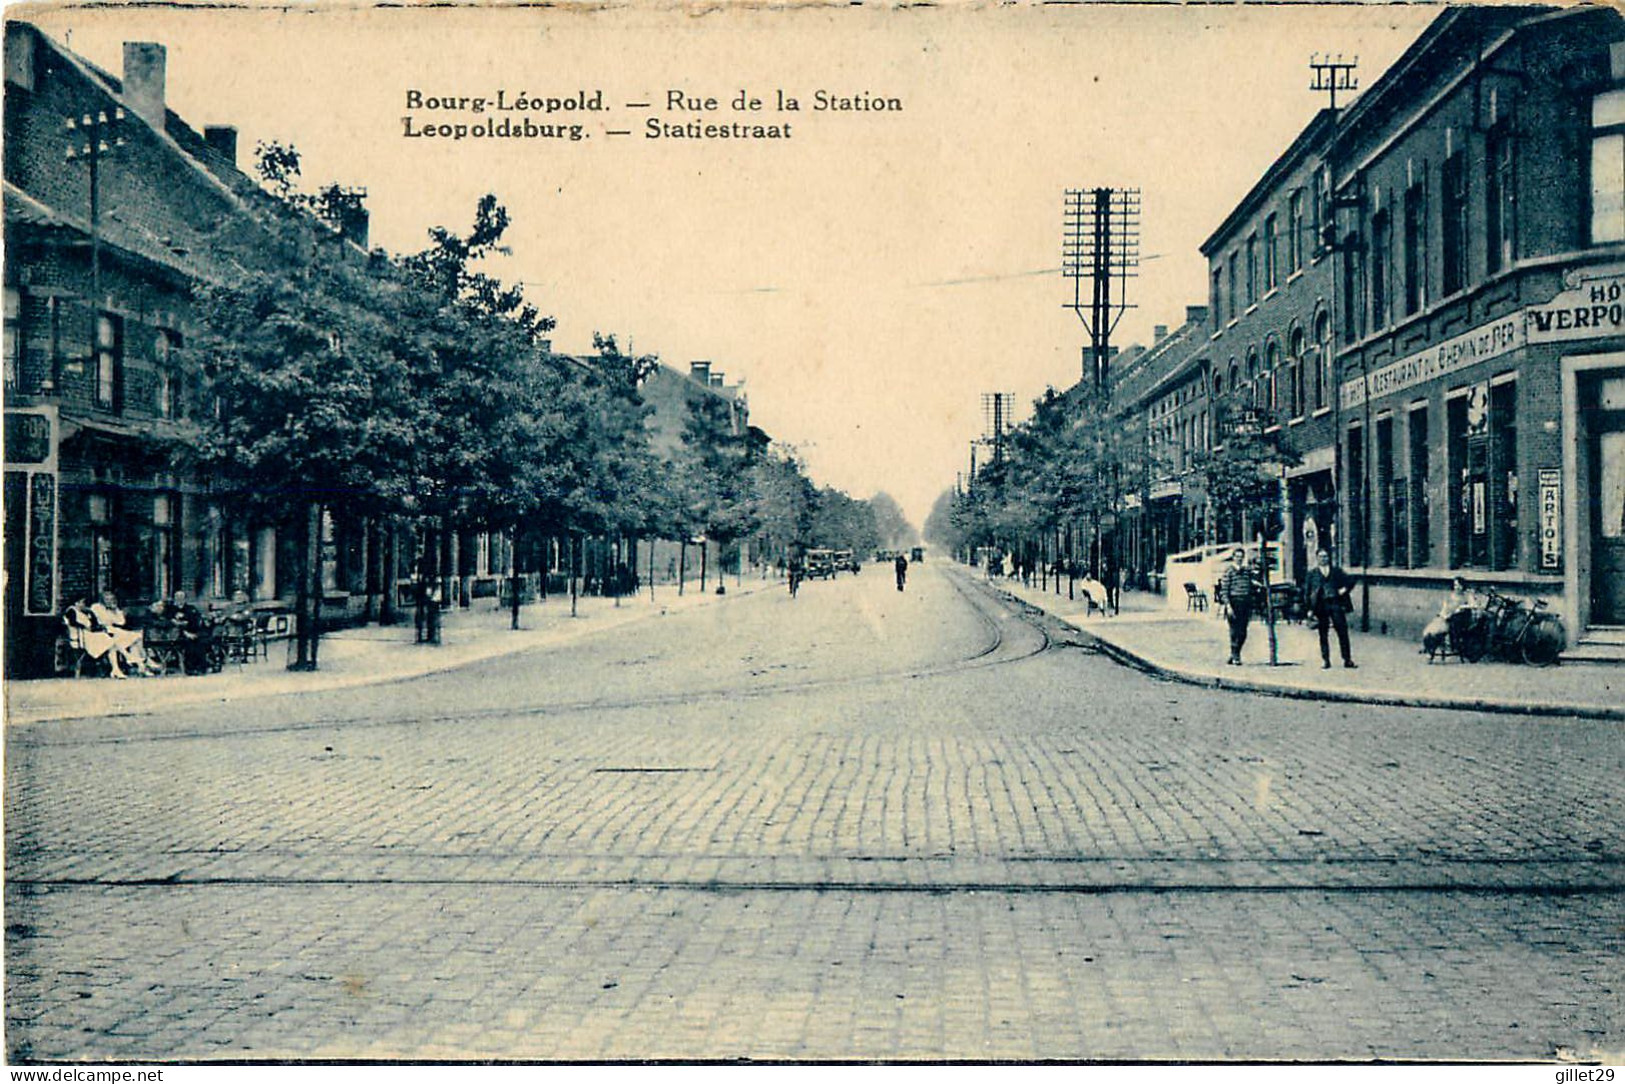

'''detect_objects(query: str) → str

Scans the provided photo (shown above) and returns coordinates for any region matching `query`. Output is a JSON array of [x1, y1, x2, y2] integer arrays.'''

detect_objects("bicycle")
[[1453, 587, 1565, 666]]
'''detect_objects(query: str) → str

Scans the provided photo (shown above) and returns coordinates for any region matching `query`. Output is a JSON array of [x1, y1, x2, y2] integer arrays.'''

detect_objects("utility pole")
[[1063, 187, 1139, 392], [1310, 52, 1372, 630], [61, 108, 126, 393]]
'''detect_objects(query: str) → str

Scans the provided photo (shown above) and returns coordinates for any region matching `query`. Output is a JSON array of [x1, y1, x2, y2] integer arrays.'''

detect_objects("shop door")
[[1591, 395, 1625, 624]]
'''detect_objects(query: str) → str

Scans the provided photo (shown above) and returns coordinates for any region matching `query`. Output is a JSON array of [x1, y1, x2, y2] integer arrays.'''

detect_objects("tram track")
[[8, 568, 1059, 749]]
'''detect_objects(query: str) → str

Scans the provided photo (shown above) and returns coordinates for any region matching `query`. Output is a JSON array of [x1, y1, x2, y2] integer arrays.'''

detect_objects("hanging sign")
[[1538, 468, 1562, 571]]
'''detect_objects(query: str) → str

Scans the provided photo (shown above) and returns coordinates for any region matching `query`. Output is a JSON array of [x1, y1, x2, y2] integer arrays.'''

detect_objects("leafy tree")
[[183, 227, 410, 668], [867, 492, 917, 550], [1191, 401, 1300, 545]]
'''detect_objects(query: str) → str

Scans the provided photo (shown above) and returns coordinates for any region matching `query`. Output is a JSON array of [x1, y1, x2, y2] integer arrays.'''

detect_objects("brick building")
[[1326, 5, 1625, 643], [3, 22, 313, 675], [1095, 5, 1625, 651]]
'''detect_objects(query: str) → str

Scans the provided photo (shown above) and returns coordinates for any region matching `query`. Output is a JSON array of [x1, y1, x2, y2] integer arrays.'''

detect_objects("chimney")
[[1186, 304, 1210, 326], [710, 371, 725, 388], [1153, 325, 1168, 344], [203, 125, 237, 166], [122, 42, 166, 128], [689, 361, 711, 385], [1613, 41, 1625, 81], [5, 24, 36, 91]]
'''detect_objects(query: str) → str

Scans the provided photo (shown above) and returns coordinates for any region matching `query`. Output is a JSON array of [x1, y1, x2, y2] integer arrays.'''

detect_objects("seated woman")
[[89, 589, 159, 678], [1421, 577, 1477, 660], [64, 596, 119, 673]]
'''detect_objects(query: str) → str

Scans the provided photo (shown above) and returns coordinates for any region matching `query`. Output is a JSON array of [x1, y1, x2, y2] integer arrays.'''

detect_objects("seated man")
[[170, 590, 211, 674]]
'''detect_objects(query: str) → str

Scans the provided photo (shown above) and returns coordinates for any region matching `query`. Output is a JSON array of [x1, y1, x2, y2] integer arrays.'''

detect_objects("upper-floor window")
[[95, 313, 123, 412], [1227, 252, 1239, 321], [1314, 309, 1332, 410], [1370, 207, 1392, 331], [1486, 121, 1515, 273], [1245, 233, 1258, 307], [154, 329, 179, 419], [1403, 179, 1427, 316], [1592, 87, 1625, 245], [3, 287, 20, 392], [1264, 214, 1279, 292], [1211, 268, 1223, 331], [1290, 327, 1307, 417], [1288, 189, 1304, 273], [1441, 151, 1468, 296]]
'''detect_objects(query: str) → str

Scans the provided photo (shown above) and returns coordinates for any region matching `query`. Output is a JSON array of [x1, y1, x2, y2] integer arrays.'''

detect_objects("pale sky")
[[19, 1, 1438, 530]]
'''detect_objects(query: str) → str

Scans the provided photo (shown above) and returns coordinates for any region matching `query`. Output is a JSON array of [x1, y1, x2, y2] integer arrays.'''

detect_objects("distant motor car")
[[835, 550, 861, 573], [805, 549, 839, 580], [910, 546, 925, 563]]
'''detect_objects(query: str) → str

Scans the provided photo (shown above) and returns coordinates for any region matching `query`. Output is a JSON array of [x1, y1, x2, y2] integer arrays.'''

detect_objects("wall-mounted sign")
[[1526, 265, 1625, 345], [1341, 315, 1524, 411], [26, 472, 57, 615], [1538, 468, 1562, 571]]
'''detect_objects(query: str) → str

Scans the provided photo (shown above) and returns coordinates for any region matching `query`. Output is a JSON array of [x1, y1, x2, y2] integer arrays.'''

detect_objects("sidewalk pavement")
[[977, 567, 1622, 721], [3, 575, 775, 727]]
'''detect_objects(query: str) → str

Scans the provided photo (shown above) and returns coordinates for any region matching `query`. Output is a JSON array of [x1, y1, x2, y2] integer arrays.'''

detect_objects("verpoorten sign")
[[1524, 264, 1625, 344], [1340, 265, 1625, 411]]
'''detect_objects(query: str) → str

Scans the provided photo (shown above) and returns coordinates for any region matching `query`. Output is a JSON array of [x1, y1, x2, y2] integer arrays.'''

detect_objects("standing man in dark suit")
[[1304, 548, 1358, 669]]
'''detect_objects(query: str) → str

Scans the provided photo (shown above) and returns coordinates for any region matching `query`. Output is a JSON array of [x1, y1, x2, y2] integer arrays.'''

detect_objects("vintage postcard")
[[3, 0, 1622, 1068]]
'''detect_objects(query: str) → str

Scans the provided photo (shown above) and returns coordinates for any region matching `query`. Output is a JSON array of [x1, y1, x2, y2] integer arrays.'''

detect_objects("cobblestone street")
[[6, 565, 1623, 1061]]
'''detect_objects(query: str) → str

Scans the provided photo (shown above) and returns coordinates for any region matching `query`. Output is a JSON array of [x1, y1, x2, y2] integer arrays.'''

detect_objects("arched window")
[[1314, 309, 1333, 411], [1265, 341, 1281, 411], [1289, 327, 1307, 417], [1228, 359, 1240, 398]]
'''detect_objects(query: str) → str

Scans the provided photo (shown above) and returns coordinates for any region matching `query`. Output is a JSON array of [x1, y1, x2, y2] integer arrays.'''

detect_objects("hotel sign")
[[1340, 265, 1625, 411], [1525, 265, 1625, 344], [1341, 315, 1525, 411]]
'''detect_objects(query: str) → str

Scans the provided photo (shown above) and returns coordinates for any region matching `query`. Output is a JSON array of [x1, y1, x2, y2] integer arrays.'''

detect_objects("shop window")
[[1490, 380, 1518, 571], [1447, 382, 1515, 569], [1370, 208, 1391, 331], [1403, 180, 1427, 316], [1441, 151, 1468, 296], [95, 313, 123, 412], [88, 491, 114, 599], [1377, 415, 1397, 567], [1486, 121, 1515, 273], [152, 493, 175, 601], [1408, 405, 1430, 568], [3, 287, 20, 392], [1592, 88, 1625, 245]]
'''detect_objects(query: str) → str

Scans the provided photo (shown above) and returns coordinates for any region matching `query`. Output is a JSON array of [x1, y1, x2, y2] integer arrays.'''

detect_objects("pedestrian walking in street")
[[1304, 548, 1358, 669], [1215, 549, 1260, 666], [894, 553, 909, 592]]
